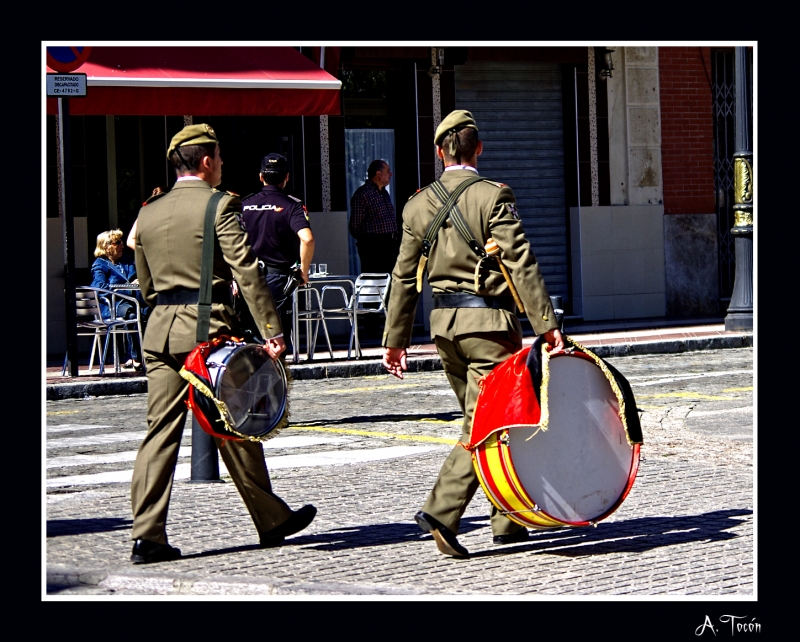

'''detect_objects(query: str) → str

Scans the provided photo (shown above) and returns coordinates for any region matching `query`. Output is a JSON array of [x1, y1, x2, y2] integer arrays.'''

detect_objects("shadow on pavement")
[[273, 508, 751, 556], [47, 517, 133, 537], [467, 508, 752, 558], [295, 411, 463, 427]]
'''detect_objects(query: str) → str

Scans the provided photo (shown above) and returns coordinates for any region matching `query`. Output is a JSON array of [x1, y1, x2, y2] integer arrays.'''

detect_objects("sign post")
[[47, 47, 90, 376]]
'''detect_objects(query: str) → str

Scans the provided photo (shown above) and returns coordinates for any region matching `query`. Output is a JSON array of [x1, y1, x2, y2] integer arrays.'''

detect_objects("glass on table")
[[318, 264, 328, 276], [309, 264, 316, 277]]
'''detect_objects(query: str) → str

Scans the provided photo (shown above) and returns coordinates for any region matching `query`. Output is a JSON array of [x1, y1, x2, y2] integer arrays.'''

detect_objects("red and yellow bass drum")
[[469, 337, 643, 529]]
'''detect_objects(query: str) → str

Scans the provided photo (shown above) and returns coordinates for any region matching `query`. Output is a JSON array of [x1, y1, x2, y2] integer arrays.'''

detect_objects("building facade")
[[46, 45, 749, 357]]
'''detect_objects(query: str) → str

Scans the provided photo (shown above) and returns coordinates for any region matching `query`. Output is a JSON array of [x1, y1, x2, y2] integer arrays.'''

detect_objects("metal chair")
[[320, 273, 391, 359], [292, 285, 334, 362], [62, 286, 145, 375]]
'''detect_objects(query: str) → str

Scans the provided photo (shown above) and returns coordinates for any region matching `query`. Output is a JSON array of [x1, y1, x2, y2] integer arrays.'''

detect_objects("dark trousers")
[[421, 331, 524, 537], [355, 233, 400, 275], [235, 274, 294, 348]]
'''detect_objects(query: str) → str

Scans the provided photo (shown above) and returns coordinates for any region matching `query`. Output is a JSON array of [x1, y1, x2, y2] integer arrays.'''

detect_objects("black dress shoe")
[[259, 504, 317, 548], [493, 528, 529, 546], [414, 511, 469, 558], [130, 538, 182, 564]]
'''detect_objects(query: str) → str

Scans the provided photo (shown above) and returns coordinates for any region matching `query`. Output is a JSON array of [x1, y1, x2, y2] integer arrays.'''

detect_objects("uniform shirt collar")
[[444, 165, 479, 173]]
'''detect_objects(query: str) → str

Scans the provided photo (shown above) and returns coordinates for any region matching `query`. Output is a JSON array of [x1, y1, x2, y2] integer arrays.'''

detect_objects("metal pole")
[[59, 97, 79, 377], [190, 414, 222, 482], [724, 47, 753, 332], [414, 62, 421, 190]]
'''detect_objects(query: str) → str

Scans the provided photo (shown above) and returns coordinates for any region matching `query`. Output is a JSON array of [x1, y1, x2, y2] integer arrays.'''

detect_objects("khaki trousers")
[[421, 331, 524, 537], [130, 349, 293, 544]]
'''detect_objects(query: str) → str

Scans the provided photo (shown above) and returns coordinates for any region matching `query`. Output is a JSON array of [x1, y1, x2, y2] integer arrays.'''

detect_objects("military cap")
[[260, 153, 290, 175], [167, 123, 218, 159], [434, 109, 479, 147]]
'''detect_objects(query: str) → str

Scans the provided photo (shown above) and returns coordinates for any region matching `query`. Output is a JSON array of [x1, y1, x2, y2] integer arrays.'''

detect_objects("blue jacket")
[[90, 254, 139, 319]]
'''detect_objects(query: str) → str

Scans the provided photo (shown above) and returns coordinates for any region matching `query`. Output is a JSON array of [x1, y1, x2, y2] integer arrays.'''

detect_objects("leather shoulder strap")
[[196, 191, 225, 343], [422, 177, 488, 258]]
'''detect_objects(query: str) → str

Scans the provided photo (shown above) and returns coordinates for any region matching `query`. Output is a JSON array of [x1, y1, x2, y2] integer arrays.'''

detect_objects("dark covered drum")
[[181, 335, 288, 441]]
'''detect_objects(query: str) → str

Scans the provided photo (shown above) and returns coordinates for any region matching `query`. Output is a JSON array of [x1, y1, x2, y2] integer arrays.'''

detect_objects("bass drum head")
[[214, 344, 288, 438], [508, 352, 635, 524]]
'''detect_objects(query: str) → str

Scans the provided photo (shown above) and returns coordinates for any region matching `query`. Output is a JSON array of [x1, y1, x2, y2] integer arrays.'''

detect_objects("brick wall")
[[659, 47, 716, 215]]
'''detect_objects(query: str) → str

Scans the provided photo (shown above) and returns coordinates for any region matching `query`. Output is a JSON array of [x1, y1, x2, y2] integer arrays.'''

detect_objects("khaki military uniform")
[[383, 169, 558, 537], [131, 179, 293, 545]]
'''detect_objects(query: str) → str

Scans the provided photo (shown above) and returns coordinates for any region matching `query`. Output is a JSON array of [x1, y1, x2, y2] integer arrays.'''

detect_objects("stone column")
[[724, 47, 753, 331], [431, 47, 443, 180], [320, 115, 331, 212]]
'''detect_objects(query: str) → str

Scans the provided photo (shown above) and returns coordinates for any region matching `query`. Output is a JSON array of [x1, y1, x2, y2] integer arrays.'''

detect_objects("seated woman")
[[90, 229, 147, 370]]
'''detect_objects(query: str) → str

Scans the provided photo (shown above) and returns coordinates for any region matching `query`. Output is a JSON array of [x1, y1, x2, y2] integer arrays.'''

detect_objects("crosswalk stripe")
[[45, 445, 442, 488], [628, 369, 752, 386], [46, 432, 147, 449], [46, 424, 115, 433], [46, 436, 355, 469]]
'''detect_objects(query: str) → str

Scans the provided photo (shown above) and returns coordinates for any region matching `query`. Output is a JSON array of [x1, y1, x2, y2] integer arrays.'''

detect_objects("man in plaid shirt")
[[349, 159, 400, 274]]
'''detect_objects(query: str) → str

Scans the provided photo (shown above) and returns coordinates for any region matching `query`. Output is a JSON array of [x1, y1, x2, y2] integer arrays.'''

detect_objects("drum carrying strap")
[[196, 191, 225, 343], [416, 177, 488, 292]]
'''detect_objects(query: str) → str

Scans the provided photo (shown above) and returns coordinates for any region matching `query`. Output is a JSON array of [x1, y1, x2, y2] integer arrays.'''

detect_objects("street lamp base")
[[724, 312, 753, 332]]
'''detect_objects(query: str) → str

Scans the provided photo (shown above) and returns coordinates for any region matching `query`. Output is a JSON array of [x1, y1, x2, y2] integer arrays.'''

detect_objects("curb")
[[46, 565, 419, 596], [46, 334, 753, 400]]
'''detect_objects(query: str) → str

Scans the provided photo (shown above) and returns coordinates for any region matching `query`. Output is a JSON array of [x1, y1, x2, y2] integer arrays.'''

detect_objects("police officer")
[[240, 153, 315, 343], [130, 125, 316, 564], [381, 110, 565, 558]]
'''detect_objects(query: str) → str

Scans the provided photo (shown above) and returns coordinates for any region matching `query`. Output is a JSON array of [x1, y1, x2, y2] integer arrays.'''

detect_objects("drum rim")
[[212, 343, 288, 438]]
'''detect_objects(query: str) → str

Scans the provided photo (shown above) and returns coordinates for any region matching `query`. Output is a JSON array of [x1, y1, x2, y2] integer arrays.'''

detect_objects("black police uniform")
[[241, 185, 311, 338]]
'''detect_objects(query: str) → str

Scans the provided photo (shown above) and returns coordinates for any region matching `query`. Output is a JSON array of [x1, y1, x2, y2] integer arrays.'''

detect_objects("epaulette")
[[240, 192, 257, 201], [141, 190, 168, 206], [407, 185, 432, 201], [212, 188, 240, 198], [288, 194, 303, 203], [484, 180, 507, 188]]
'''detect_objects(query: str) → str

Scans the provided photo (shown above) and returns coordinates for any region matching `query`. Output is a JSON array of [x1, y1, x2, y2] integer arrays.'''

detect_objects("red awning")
[[46, 46, 341, 116]]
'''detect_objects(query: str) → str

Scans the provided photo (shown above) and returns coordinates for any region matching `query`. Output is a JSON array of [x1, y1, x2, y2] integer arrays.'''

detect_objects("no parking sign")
[[46, 46, 92, 72], [46, 47, 91, 97]]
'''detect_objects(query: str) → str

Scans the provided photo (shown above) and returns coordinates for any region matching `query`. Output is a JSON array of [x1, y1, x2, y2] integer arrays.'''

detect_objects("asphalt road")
[[45, 347, 754, 599]]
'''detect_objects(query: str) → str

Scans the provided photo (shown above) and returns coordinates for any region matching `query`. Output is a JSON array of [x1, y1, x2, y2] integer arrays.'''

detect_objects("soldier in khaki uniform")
[[130, 124, 316, 564], [382, 110, 565, 558]]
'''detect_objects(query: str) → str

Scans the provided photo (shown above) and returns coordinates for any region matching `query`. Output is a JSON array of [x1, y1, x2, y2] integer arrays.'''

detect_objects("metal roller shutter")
[[455, 61, 568, 303]]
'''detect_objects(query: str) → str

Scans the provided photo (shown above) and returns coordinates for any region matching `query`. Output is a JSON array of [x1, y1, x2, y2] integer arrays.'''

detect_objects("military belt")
[[433, 292, 515, 312], [156, 287, 232, 306]]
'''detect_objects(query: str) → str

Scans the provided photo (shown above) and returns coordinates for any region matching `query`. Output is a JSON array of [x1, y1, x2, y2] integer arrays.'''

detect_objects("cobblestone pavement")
[[45, 348, 754, 598]]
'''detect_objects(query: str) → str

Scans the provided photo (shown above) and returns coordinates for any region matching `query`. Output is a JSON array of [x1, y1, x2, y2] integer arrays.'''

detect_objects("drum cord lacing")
[[532, 336, 634, 446]]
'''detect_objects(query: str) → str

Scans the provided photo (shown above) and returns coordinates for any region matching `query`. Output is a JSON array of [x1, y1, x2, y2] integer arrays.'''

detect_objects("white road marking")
[[46, 432, 147, 449], [403, 390, 455, 395], [627, 369, 753, 387], [45, 436, 355, 469], [265, 445, 440, 469], [46, 424, 115, 433], [46, 447, 191, 469], [45, 445, 441, 487], [687, 406, 753, 417]]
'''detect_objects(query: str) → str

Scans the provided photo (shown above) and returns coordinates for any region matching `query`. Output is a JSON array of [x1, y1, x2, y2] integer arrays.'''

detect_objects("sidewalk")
[[46, 319, 754, 400]]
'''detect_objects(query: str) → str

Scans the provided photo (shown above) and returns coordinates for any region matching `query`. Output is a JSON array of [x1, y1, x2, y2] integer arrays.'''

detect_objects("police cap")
[[434, 110, 479, 147], [167, 124, 218, 159], [260, 153, 290, 175]]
